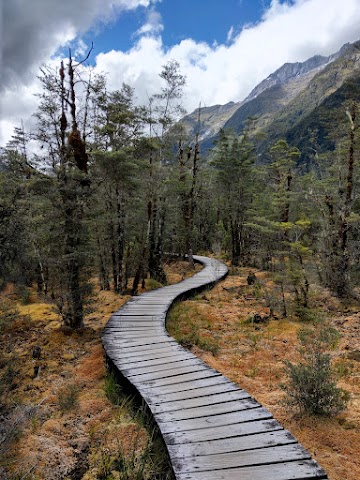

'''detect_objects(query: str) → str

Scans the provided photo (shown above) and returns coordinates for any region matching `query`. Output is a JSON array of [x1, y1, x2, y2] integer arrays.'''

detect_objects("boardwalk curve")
[[102, 255, 328, 480]]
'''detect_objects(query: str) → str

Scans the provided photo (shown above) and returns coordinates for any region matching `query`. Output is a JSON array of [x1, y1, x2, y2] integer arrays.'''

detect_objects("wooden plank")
[[108, 335, 172, 346], [148, 380, 239, 403], [168, 430, 296, 457], [105, 332, 162, 338], [155, 397, 259, 423], [106, 343, 181, 359], [117, 306, 168, 315], [140, 374, 228, 397], [105, 323, 161, 330], [137, 369, 221, 390], [109, 315, 161, 321], [150, 390, 251, 414], [127, 364, 211, 383], [172, 444, 311, 474], [163, 417, 281, 444], [175, 460, 328, 480], [104, 338, 177, 350], [119, 352, 195, 369], [113, 349, 189, 365], [123, 358, 205, 376], [157, 406, 267, 434]]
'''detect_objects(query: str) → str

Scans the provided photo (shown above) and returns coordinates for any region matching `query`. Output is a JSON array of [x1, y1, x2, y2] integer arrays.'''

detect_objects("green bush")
[[281, 325, 349, 416]]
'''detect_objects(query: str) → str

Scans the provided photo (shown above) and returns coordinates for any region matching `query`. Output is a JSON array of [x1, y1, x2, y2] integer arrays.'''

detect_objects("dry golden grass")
[[0, 282, 168, 480], [167, 266, 360, 480]]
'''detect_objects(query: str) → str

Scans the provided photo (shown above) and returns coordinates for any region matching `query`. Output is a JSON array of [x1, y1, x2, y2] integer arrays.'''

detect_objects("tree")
[[92, 84, 145, 293], [138, 60, 187, 285], [210, 129, 256, 265], [32, 51, 96, 329]]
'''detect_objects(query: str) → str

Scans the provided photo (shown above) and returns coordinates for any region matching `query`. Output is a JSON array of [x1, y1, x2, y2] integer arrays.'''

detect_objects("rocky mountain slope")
[[180, 41, 360, 160]]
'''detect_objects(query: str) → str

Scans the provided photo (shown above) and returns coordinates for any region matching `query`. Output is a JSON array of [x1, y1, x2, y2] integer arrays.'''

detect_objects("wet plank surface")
[[102, 255, 328, 479]]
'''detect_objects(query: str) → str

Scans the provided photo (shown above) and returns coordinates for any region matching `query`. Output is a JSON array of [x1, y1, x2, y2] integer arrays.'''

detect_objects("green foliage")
[[104, 372, 123, 405], [281, 325, 349, 416]]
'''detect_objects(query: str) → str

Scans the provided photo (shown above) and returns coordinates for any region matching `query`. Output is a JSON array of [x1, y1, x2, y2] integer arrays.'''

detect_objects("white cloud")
[[227, 26, 235, 43], [0, 0, 151, 145], [94, 0, 360, 115], [135, 8, 164, 36], [1, 0, 360, 146]]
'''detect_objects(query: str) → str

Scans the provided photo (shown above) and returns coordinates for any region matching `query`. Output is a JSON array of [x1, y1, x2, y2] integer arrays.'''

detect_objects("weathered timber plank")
[[147, 380, 239, 403], [116, 306, 168, 315], [107, 335, 172, 346], [106, 343, 181, 359], [105, 332, 162, 339], [175, 460, 328, 480], [150, 389, 251, 414], [112, 349, 189, 365], [137, 369, 221, 389], [119, 352, 196, 369], [108, 315, 160, 321], [168, 429, 296, 457], [155, 397, 259, 422], [104, 338, 177, 351], [172, 444, 311, 474], [128, 364, 211, 383], [163, 416, 281, 444], [123, 358, 206, 376], [140, 374, 228, 397], [157, 406, 266, 434]]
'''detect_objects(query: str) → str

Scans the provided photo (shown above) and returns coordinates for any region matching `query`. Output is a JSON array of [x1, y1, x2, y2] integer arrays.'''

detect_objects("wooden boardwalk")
[[102, 255, 328, 480]]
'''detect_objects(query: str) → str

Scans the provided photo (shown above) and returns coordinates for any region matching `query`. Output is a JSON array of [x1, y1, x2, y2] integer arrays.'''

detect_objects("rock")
[[32, 345, 41, 359], [253, 313, 269, 323], [247, 273, 257, 285]]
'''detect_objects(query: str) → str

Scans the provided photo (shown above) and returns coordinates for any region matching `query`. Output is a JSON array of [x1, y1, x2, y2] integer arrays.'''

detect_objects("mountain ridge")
[[180, 40, 360, 160]]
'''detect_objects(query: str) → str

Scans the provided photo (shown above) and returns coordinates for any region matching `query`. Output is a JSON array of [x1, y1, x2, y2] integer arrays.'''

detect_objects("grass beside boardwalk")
[[167, 266, 360, 480], [0, 261, 198, 480]]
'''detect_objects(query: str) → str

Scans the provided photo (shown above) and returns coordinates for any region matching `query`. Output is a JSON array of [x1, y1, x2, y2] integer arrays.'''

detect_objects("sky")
[[1, 0, 360, 146]]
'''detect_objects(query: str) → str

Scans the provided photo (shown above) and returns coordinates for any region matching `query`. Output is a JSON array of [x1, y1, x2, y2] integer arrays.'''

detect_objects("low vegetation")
[[0, 268, 185, 480], [167, 265, 360, 480]]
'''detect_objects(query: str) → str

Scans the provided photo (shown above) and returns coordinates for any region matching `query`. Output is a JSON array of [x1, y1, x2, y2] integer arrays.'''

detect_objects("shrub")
[[281, 325, 349, 416]]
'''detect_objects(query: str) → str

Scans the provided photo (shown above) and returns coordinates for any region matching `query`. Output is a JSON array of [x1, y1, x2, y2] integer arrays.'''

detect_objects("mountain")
[[178, 101, 240, 143], [181, 41, 360, 160], [257, 41, 360, 161]]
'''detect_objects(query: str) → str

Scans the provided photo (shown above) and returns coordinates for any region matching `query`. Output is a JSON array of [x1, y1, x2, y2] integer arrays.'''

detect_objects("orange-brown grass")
[[0, 282, 167, 480], [164, 259, 202, 284], [167, 267, 360, 480]]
